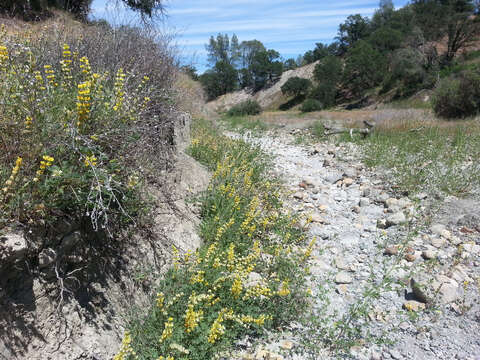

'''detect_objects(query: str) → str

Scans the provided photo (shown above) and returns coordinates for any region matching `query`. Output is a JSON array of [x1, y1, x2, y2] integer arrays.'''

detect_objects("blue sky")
[[90, 0, 409, 72]]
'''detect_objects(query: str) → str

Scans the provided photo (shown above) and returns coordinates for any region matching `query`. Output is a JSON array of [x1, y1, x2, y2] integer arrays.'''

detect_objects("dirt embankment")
[[0, 111, 209, 360]]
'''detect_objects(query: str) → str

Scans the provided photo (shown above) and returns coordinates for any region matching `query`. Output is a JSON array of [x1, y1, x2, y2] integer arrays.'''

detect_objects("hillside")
[[206, 61, 318, 113]]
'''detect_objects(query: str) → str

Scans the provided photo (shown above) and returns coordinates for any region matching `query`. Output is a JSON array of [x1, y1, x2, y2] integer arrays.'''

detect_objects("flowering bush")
[[0, 24, 171, 232], [118, 120, 312, 359]]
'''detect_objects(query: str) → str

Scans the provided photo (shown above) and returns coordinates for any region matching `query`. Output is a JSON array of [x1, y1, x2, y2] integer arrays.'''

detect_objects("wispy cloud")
[[90, 0, 410, 71]]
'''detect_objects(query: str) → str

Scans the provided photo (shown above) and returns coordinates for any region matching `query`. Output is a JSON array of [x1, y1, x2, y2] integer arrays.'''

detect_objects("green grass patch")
[[387, 98, 432, 110], [220, 115, 268, 132], [347, 125, 480, 196], [118, 119, 310, 360]]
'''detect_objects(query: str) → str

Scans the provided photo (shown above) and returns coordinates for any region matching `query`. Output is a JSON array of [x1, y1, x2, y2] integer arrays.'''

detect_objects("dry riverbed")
[[227, 127, 480, 360]]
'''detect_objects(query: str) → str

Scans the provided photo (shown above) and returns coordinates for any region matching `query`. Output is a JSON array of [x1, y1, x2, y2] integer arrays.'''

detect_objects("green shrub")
[[281, 77, 312, 97], [432, 70, 480, 118], [309, 83, 336, 108], [0, 22, 177, 231], [120, 120, 310, 359], [227, 100, 262, 116], [300, 99, 323, 112]]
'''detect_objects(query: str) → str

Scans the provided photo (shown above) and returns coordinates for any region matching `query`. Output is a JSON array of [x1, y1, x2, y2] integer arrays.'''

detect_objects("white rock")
[[431, 223, 446, 236], [359, 198, 370, 207], [386, 212, 406, 227], [293, 191, 304, 200], [335, 271, 353, 284], [431, 237, 446, 248]]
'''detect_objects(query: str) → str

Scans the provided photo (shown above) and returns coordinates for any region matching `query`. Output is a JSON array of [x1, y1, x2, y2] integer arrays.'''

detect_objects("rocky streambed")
[[229, 129, 480, 360]]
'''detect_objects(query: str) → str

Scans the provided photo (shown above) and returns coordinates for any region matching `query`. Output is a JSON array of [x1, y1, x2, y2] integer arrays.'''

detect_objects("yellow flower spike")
[[156, 292, 165, 310], [160, 317, 174, 343], [231, 277, 243, 299], [113, 331, 136, 360], [184, 302, 203, 333], [278, 280, 291, 297]]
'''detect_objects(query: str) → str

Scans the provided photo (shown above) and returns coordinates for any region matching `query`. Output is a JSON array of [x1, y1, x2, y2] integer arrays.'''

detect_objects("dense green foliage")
[[293, 0, 480, 116], [200, 35, 283, 97], [120, 119, 310, 359], [300, 99, 324, 112], [281, 77, 312, 97], [433, 68, 480, 118], [227, 100, 262, 117], [343, 40, 385, 96], [200, 61, 238, 101], [198, 1, 480, 117]]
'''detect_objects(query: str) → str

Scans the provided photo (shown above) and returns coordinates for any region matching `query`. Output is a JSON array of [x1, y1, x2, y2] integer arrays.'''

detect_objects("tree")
[[239, 40, 266, 69], [313, 55, 342, 85], [411, 0, 479, 63], [1, 0, 92, 20], [283, 58, 298, 71], [1, 0, 164, 20], [121, 0, 165, 17], [301, 42, 340, 65], [205, 33, 241, 66], [181, 65, 199, 81], [199, 61, 238, 100], [382, 48, 431, 96], [249, 50, 283, 91], [368, 26, 404, 53], [342, 40, 385, 96], [372, 0, 395, 29], [281, 77, 312, 98], [312, 56, 342, 107], [337, 14, 372, 54]]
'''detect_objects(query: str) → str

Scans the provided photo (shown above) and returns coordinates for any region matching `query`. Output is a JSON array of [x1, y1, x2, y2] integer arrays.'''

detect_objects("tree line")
[[197, 0, 480, 114]]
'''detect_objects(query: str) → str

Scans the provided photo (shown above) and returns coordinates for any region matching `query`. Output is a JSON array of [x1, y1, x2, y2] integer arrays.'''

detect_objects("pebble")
[[389, 349, 402, 359], [431, 237, 446, 248], [403, 300, 426, 311], [405, 253, 417, 262], [280, 340, 294, 350], [359, 197, 370, 207], [431, 223, 447, 235], [293, 191, 304, 200], [335, 272, 353, 284], [384, 246, 398, 256], [386, 212, 406, 227], [343, 178, 354, 186], [422, 249, 437, 260]]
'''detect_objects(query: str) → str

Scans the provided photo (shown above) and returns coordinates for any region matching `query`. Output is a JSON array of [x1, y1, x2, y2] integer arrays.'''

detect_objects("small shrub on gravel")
[[432, 70, 480, 119], [227, 100, 262, 116], [301, 98, 324, 112], [118, 119, 311, 359]]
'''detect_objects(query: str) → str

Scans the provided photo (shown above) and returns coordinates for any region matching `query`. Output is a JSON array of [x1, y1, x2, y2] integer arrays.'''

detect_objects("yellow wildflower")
[[160, 317, 174, 343], [84, 155, 97, 167]]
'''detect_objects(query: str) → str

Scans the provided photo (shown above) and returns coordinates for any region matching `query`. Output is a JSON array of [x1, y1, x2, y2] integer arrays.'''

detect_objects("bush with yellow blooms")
[[117, 120, 312, 359]]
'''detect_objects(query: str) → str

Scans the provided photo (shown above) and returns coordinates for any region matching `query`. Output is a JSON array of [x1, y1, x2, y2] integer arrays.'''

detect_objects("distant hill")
[[206, 61, 318, 113]]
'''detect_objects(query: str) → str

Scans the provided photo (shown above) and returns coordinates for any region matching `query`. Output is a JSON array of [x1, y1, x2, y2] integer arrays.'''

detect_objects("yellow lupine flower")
[[160, 317, 174, 343], [84, 155, 97, 167], [278, 280, 291, 296]]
